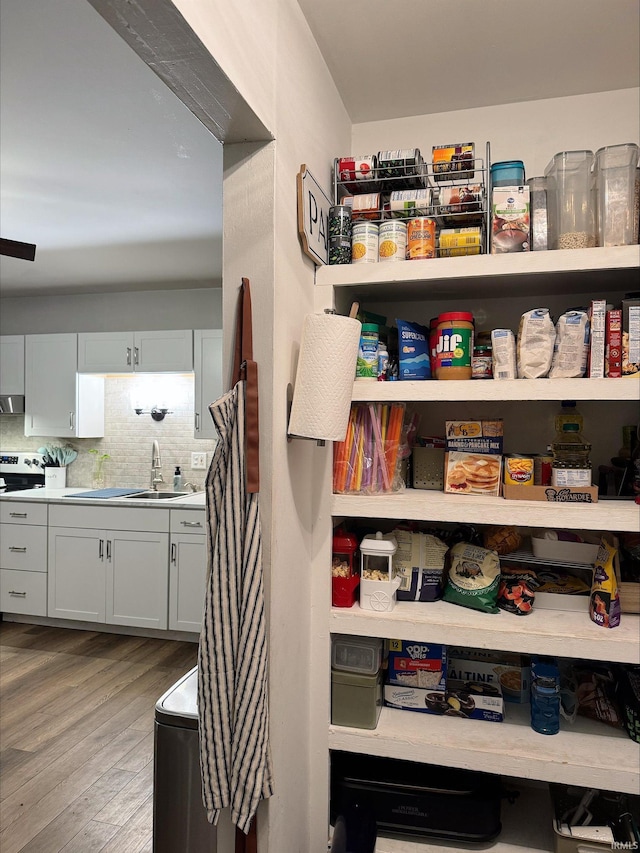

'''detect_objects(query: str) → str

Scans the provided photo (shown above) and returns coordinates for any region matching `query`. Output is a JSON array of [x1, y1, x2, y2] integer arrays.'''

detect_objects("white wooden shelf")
[[329, 704, 640, 796], [330, 602, 640, 664], [332, 490, 639, 533], [316, 245, 640, 301], [351, 377, 639, 403], [373, 784, 554, 853]]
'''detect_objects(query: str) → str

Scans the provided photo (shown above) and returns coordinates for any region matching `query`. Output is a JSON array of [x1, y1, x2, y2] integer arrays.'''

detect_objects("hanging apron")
[[198, 279, 273, 847]]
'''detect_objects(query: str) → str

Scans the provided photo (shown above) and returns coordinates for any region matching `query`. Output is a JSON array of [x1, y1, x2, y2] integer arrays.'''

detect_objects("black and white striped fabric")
[[198, 381, 273, 834]]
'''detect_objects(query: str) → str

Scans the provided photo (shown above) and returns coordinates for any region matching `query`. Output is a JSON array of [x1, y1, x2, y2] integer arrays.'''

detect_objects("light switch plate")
[[191, 452, 207, 469]]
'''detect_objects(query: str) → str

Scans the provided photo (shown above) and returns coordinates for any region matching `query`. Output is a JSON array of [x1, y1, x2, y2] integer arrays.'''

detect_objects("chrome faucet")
[[151, 440, 164, 490]]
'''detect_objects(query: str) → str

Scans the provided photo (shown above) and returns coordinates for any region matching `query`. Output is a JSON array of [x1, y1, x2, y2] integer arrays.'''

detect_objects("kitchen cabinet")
[[24, 333, 104, 437], [0, 335, 25, 395], [169, 509, 207, 632], [193, 329, 223, 439], [77, 330, 193, 373], [48, 504, 169, 628], [0, 501, 47, 617], [311, 245, 640, 844]]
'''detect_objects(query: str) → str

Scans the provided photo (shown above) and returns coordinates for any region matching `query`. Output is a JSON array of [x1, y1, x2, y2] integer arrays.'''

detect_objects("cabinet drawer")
[[1, 502, 47, 525], [0, 569, 47, 616], [170, 510, 206, 534], [0, 524, 47, 571], [49, 503, 169, 533]]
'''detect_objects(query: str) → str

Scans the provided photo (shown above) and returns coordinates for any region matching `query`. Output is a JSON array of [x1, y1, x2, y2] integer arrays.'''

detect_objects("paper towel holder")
[[286, 383, 325, 447]]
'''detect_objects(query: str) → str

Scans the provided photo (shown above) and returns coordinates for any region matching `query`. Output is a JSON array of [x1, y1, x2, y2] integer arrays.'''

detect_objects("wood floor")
[[0, 620, 198, 853]]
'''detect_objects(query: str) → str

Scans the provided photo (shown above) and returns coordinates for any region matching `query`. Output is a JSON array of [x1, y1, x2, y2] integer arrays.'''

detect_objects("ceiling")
[[1, 0, 638, 298], [299, 0, 640, 123], [0, 0, 223, 297]]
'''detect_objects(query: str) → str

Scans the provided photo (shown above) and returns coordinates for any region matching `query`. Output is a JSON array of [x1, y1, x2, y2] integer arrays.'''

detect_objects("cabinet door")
[[48, 526, 106, 622], [77, 332, 135, 373], [169, 533, 207, 632], [25, 334, 77, 437], [194, 329, 223, 440], [134, 330, 193, 372], [0, 335, 25, 395], [106, 530, 169, 629]]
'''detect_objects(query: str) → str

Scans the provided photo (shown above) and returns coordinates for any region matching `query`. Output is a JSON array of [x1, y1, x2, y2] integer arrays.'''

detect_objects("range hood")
[[0, 395, 25, 414]]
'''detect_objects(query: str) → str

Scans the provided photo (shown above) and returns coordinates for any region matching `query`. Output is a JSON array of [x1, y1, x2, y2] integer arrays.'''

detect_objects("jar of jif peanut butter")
[[434, 312, 474, 379]]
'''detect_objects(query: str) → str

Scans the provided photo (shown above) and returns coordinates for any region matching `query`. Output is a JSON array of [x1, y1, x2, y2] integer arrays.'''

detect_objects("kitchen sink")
[[122, 491, 190, 500]]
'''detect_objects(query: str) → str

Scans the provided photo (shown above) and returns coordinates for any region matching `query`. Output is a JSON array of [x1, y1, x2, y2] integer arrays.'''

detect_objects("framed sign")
[[297, 165, 332, 265]]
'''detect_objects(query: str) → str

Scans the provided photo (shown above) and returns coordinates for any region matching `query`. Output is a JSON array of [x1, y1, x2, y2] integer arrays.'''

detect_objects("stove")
[[0, 452, 46, 493]]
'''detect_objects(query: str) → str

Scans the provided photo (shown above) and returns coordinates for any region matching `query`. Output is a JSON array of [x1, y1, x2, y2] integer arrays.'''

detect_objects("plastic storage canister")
[[544, 150, 596, 249], [356, 323, 379, 380], [331, 635, 383, 674], [527, 177, 549, 251], [331, 668, 383, 729], [595, 143, 640, 247], [434, 312, 474, 379], [490, 160, 525, 187]]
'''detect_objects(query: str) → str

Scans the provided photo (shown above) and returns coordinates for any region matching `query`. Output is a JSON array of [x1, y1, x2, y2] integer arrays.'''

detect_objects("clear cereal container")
[[595, 142, 640, 246], [331, 634, 383, 674], [544, 150, 596, 250]]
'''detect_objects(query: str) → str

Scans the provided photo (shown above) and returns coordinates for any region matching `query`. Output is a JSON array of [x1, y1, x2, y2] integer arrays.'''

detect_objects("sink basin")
[[122, 491, 190, 500]]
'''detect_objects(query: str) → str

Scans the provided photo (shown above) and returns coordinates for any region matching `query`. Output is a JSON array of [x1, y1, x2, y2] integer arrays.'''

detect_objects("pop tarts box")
[[445, 420, 504, 455], [384, 640, 446, 714]]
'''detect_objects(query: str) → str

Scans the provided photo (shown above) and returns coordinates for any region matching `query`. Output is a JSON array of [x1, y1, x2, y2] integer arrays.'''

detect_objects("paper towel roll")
[[289, 312, 361, 441]]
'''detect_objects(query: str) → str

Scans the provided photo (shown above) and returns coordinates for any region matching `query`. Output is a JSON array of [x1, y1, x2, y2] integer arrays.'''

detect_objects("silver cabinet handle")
[[9, 512, 27, 518], [134, 347, 139, 365], [8, 590, 27, 597], [126, 346, 132, 366], [106, 540, 111, 561], [181, 520, 203, 528], [171, 543, 177, 564], [69, 411, 75, 430], [195, 411, 200, 431], [9, 546, 27, 552], [99, 539, 104, 560]]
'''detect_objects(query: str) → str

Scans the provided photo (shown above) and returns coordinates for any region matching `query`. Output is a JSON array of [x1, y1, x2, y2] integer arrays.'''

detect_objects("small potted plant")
[[89, 449, 111, 489]]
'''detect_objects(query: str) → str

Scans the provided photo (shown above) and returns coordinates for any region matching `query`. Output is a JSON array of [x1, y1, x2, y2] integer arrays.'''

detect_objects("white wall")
[[352, 88, 640, 177]]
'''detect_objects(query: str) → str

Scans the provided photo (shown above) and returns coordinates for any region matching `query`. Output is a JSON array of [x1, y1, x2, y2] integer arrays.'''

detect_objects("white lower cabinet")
[[106, 529, 169, 629], [48, 526, 105, 622], [169, 509, 207, 632], [0, 501, 48, 616]]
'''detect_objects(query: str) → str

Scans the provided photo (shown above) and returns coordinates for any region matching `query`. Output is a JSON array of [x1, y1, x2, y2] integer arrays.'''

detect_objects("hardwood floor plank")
[[94, 761, 153, 827], [16, 767, 134, 853], [114, 732, 154, 774], [100, 794, 154, 853], [0, 748, 33, 774], [58, 819, 120, 853]]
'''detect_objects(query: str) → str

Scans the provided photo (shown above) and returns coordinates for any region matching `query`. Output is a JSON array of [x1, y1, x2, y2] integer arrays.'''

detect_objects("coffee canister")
[[351, 222, 379, 263], [378, 220, 407, 262], [328, 205, 352, 265]]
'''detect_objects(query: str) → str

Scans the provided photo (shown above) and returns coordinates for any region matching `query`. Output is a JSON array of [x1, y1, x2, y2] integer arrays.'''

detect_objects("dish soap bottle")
[[173, 466, 182, 491], [551, 400, 592, 487]]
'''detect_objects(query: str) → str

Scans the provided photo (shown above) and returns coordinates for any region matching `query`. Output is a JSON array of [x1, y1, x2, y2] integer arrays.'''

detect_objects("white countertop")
[[0, 487, 206, 508]]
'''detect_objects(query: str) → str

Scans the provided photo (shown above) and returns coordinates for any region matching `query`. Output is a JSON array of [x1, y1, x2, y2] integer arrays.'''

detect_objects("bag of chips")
[[443, 542, 501, 614], [497, 566, 539, 615]]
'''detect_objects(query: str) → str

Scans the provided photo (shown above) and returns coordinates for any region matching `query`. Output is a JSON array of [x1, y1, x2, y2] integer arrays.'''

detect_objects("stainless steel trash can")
[[153, 666, 217, 852]]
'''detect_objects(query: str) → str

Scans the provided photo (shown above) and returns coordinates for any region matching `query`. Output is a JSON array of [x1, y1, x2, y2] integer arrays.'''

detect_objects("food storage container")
[[527, 177, 549, 251], [490, 160, 525, 187], [595, 142, 640, 246], [544, 150, 596, 249], [331, 668, 383, 729], [331, 635, 383, 674]]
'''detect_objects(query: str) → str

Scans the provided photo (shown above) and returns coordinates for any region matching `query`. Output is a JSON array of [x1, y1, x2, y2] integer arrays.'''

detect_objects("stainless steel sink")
[[122, 491, 189, 500]]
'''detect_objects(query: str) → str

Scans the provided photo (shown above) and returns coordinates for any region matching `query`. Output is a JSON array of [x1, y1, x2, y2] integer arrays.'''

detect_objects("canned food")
[[436, 185, 483, 215], [328, 205, 352, 265], [471, 345, 493, 379], [438, 227, 483, 257], [432, 143, 475, 182], [407, 217, 436, 260], [389, 189, 431, 218], [337, 155, 377, 191], [504, 454, 535, 486], [351, 222, 379, 264], [534, 454, 553, 486], [378, 221, 407, 262], [377, 149, 425, 189], [342, 193, 381, 220]]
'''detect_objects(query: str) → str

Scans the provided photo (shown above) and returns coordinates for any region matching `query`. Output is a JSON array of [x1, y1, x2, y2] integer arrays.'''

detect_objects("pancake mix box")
[[445, 420, 504, 455], [444, 452, 502, 496]]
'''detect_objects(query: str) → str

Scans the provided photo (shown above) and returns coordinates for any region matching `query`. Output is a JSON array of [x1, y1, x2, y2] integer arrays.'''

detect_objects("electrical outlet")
[[191, 452, 207, 470]]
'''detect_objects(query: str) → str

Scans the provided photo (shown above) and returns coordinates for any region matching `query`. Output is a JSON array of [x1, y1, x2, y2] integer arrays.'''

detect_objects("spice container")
[[490, 160, 525, 187], [527, 177, 549, 251], [434, 312, 474, 380], [328, 205, 352, 265], [595, 142, 640, 246], [544, 150, 596, 249]]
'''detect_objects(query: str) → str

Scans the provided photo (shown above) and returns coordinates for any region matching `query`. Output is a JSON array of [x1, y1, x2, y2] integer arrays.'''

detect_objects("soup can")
[[351, 222, 379, 264], [378, 220, 407, 262], [504, 454, 535, 486], [534, 454, 553, 486], [438, 226, 483, 257], [337, 155, 377, 191], [377, 149, 425, 189], [407, 217, 436, 260], [389, 189, 431, 218], [328, 205, 352, 265]]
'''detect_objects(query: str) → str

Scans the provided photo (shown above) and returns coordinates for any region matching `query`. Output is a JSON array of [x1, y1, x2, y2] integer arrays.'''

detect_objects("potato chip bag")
[[443, 542, 500, 613], [589, 538, 621, 628]]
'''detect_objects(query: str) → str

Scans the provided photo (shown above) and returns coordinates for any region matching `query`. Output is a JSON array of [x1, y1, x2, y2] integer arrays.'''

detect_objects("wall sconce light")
[[134, 407, 173, 421]]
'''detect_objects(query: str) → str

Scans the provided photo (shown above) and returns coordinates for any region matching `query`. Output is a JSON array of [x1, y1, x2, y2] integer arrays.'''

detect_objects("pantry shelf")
[[315, 244, 640, 302], [329, 703, 640, 795], [330, 602, 640, 664], [331, 490, 638, 533], [350, 376, 639, 403]]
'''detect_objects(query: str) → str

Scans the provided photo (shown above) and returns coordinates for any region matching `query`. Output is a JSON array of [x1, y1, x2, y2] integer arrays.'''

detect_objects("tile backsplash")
[[0, 374, 216, 491]]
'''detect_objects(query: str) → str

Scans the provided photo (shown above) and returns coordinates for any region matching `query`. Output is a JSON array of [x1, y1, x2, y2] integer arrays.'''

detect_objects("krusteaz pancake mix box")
[[444, 420, 503, 497]]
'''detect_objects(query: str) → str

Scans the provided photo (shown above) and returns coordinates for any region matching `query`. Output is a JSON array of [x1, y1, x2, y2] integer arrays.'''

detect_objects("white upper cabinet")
[[193, 329, 223, 440], [25, 333, 104, 437], [77, 330, 193, 373], [0, 335, 25, 395]]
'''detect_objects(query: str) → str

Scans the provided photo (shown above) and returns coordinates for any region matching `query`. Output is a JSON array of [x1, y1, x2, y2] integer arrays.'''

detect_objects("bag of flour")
[[517, 308, 555, 378], [549, 309, 590, 378]]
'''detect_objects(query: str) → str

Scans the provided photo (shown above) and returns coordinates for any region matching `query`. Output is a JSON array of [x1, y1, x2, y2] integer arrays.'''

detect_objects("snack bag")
[[589, 538, 621, 628], [443, 542, 501, 613], [497, 566, 539, 615]]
